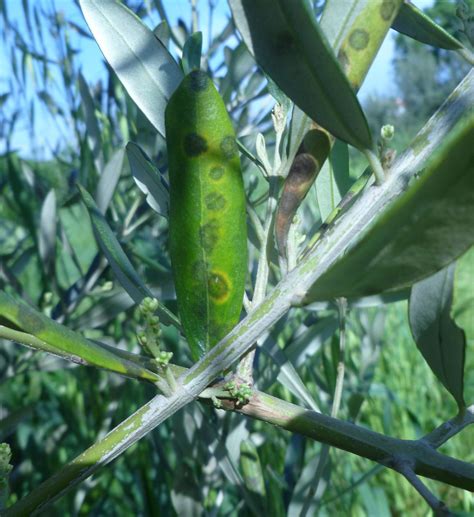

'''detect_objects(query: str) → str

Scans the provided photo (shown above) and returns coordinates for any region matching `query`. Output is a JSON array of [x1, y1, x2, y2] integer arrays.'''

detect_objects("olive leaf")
[[409, 265, 466, 409], [165, 71, 247, 360], [392, 1, 463, 50], [79, 0, 183, 137], [77, 184, 179, 328], [228, 0, 372, 150], [305, 114, 474, 301]]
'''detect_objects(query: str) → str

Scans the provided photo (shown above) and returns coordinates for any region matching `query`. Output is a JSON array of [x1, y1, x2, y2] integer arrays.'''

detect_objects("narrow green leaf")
[[229, 0, 372, 150], [451, 245, 474, 346], [95, 148, 124, 213], [392, 1, 463, 50], [79, 0, 183, 137], [305, 113, 474, 301], [126, 142, 169, 216], [262, 336, 320, 412], [334, 0, 403, 90], [38, 189, 57, 270], [220, 42, 255, 104], [153, 20, 170, 48], [409, 265, 466, 408], [77, 184, 179, 328], [0, 291, 160, 382], [181, 31, 202, 74], [78, 72, 102, 168], [240, 440, 267, 511], [316, 140, 350, 221]]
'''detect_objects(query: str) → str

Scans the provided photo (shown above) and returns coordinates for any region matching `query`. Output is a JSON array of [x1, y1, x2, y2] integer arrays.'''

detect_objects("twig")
[[397, 463, 452, 516], [421, 405, 474, 449]]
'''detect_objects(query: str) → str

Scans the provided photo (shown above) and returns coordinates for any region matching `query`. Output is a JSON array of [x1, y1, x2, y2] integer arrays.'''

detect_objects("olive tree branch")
[[6, 71, 473, 515], [8, 381, 474, 516]]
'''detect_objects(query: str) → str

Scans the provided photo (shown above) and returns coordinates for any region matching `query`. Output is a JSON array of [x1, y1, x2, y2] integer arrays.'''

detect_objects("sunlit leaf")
[[181, 31, 202, 74], [126, 142, 169, 216], [80, 0, 183, 137], [38, 189, 57, 271], [95, 148, 124, 213], [392, 1, 463, 50]]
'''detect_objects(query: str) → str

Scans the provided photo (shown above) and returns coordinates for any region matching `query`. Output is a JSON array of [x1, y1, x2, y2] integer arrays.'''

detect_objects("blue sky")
[[0, 0, 433, 158]]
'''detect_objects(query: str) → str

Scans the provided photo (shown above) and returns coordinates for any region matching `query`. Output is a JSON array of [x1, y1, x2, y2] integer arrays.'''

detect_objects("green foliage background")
[[0, 0, 473, 515]]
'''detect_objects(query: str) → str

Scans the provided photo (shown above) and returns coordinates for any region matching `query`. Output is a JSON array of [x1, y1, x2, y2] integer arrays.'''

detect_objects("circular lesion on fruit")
[[209, 166, 225, 180], [205, 192, 226, 211], [199, 220, 220, 253], [349, 29, 370, 50], [188, 70, 209, 92], [220, 136, 238, 160], [207, 271, 231, 302], [184, 133, 208, 157]]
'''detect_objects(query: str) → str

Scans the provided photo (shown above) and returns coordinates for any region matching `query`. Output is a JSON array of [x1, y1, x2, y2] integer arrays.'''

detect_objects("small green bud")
[[149, 315, 160, 327], [102, 281, 114, 291], [156, 350, 173, 366], [381, 124, 394, 141], [211, 396, 222, 409]]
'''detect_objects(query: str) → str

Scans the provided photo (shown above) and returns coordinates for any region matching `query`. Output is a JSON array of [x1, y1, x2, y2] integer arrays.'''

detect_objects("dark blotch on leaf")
[[184, 133, 208, 157], [338, 49, 349, 73], [274, 30, 296, 55], [209, 166, 225, 180], [205, 192, 226, 211], [380, 0, 396, 21], [220, 136, 237, 160], [188, 70, 209, 92], [200, 220, 219, 253], [288, 154, 318, 186], [208, 272, 230, 301], [349, 29, 370, 50]]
